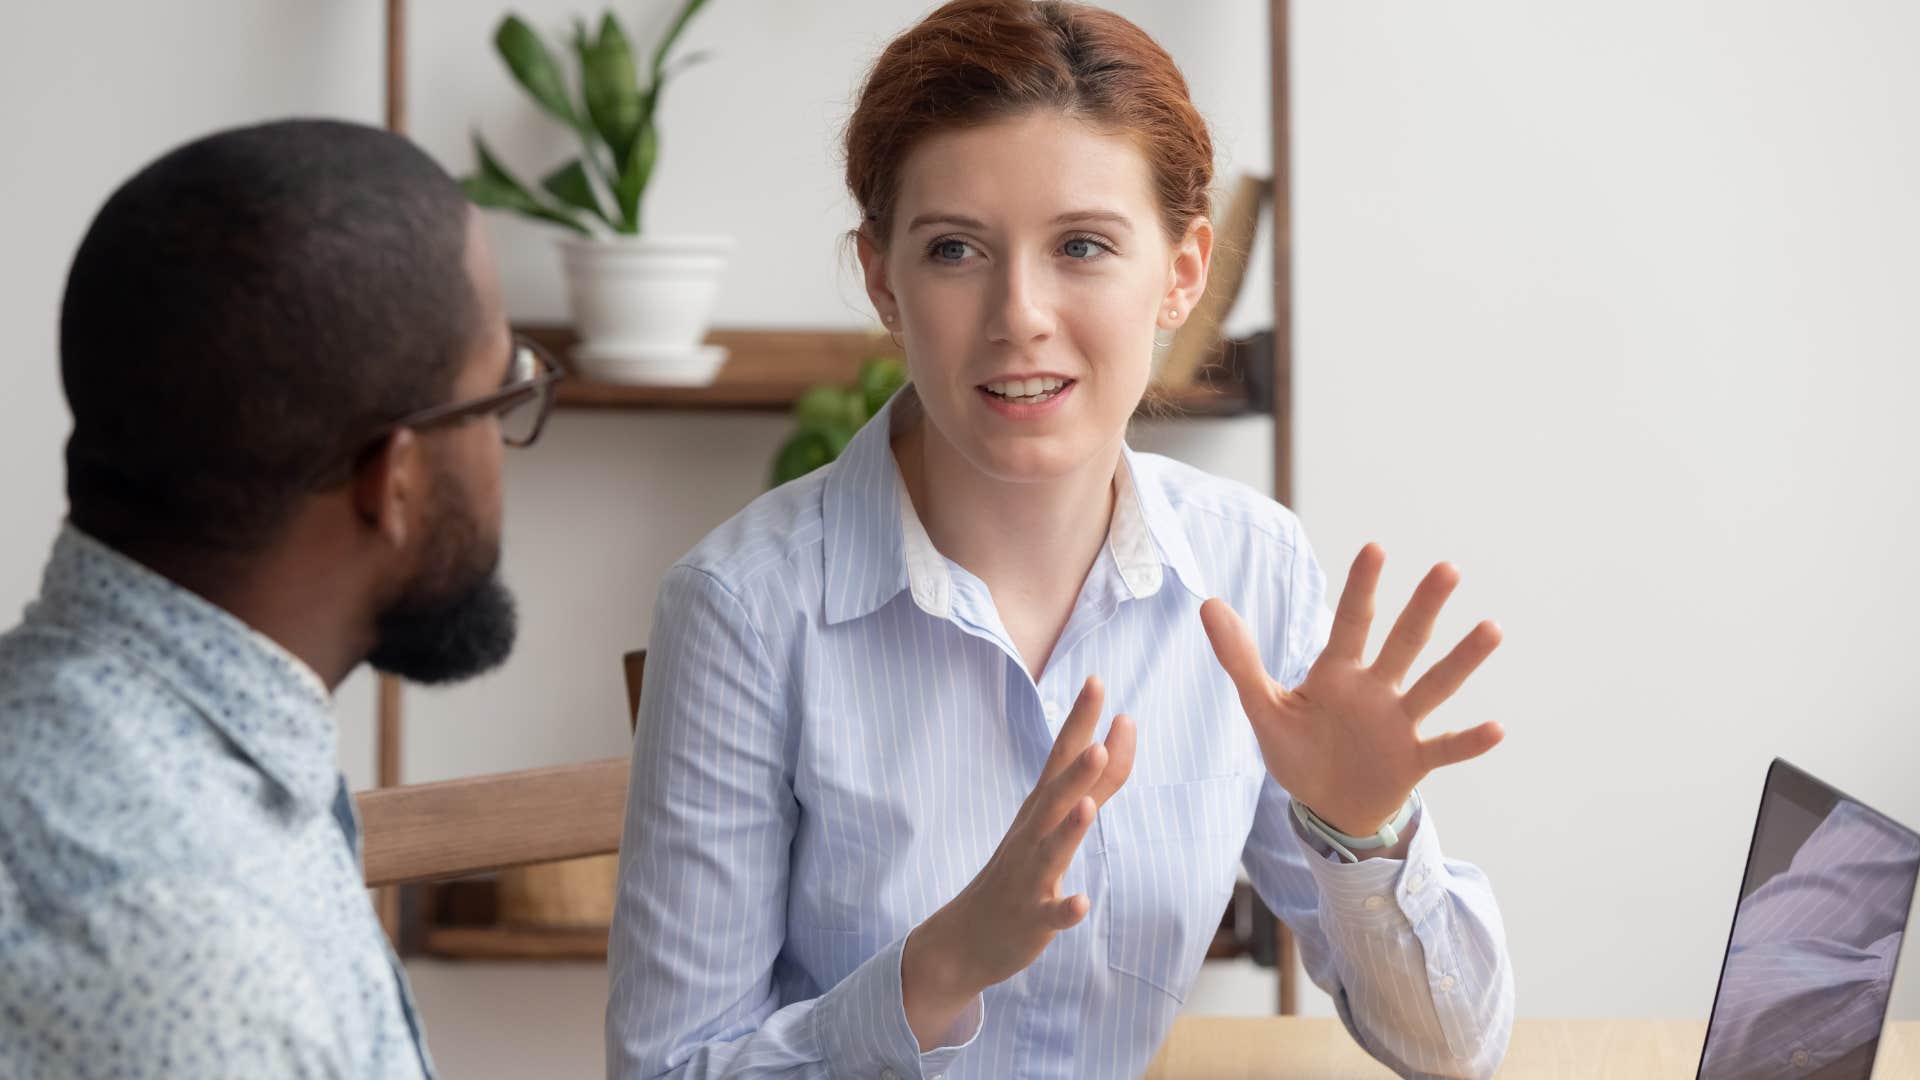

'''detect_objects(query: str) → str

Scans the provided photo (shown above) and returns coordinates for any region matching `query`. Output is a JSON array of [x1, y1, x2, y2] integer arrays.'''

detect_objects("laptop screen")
[[1699, 759, 1920, 1079]]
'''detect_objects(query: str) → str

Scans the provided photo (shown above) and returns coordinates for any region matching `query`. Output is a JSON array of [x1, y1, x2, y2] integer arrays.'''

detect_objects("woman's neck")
[[893, 412, 1122, 678]]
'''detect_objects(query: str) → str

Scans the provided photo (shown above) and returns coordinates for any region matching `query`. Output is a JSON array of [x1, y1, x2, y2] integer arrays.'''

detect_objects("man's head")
[[59, 118, 528, 685]]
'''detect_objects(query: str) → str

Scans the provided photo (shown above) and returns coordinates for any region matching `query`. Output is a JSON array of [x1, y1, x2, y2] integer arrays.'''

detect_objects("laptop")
[[1698, 759, 1920, 1079]]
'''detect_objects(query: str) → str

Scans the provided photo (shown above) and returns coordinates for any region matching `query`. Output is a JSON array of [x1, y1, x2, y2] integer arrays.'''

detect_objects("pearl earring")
[[1168, 308, 1181, 321]]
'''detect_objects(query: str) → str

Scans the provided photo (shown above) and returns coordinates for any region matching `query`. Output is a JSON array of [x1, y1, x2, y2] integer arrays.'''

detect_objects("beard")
[[366, 468, 517, 685]]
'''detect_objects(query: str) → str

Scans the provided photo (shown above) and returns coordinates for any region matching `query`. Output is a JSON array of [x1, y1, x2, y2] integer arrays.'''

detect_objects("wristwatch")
[[1292, 790, 1421, 864]]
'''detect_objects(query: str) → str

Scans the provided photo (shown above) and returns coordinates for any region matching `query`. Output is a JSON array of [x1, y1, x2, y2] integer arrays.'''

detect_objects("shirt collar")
[[28, 524, 340, 812], [821, 387, 1210, 626]]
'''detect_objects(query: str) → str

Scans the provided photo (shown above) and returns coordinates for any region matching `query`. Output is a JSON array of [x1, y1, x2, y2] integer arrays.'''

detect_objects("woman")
[[607, 2, 1513, 1077]]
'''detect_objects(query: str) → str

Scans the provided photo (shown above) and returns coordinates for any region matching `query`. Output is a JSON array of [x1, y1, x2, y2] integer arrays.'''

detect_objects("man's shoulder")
[[0, 623, 288, 914], [0, 873, 351, 1078]]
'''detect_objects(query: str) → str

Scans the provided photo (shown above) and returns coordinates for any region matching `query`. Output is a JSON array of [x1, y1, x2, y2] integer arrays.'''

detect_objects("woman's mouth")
[[980, 376, 1073, 404]]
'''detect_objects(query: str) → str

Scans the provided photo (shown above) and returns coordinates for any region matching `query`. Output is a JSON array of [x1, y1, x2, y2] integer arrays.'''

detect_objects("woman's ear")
[[855, 226, 902, 330], [350, 427, 420, 551], [1158, 215, 1215, 330]]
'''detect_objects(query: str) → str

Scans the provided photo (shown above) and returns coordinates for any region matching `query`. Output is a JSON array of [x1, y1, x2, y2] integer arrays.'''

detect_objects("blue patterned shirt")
[[0, 527, 431, 1079], [607, 389, 1515, 1079]]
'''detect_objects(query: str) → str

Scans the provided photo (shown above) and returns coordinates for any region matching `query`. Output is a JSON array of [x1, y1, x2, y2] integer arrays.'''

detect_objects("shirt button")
[[1407, 870, 1428, 892], [882, 1071, 900, 1080], [1438, 974, 1457, 992], [1043, 701, 1062, 723], [1363, 895, 1387, 912], [1791, 1049, 1810, 1068]]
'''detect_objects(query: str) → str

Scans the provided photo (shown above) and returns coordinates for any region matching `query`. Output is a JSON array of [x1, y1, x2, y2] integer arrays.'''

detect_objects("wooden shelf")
[[522, 324, 1255, 418]]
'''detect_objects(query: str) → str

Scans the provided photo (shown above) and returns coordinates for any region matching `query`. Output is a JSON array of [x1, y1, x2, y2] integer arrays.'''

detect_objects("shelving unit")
[[521, 324, 1256, 416], [377, 1, 1297, 1012]]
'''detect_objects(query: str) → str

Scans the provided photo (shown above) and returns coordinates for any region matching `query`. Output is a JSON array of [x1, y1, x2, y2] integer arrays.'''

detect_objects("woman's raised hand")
[[901, 676, 1134, 1049], [1200, 543, 1504, 841]]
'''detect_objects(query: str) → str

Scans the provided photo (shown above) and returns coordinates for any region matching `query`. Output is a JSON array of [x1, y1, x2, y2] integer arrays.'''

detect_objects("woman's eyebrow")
[[904, 209, 1135, 233], [1051, 209, 1132, 232], [907, 211, 989, 232]]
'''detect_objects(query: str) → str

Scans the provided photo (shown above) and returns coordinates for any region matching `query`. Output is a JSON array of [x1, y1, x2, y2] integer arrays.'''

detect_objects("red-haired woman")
[[609, 3, 1513, 1077]]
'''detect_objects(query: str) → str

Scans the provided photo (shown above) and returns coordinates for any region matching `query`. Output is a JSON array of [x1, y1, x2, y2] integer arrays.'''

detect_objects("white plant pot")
[[559, 235, 732, 385]]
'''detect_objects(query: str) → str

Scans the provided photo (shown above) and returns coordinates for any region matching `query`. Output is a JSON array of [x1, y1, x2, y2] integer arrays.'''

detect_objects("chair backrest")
[[623, 649, 646, 732], [355, 758, 629, 888], [354, 650, 647, 889]]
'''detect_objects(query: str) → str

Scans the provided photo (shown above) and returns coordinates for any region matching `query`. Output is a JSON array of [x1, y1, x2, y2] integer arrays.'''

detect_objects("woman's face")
[[860, 110, 1210, 486]]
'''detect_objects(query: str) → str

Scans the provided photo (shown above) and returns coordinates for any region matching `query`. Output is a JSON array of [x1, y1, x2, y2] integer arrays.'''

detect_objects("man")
[[0, 119, 560, 1077]]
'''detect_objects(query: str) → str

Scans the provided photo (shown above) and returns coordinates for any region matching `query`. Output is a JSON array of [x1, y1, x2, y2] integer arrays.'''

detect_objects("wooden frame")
[[356, 759, 628, 889]]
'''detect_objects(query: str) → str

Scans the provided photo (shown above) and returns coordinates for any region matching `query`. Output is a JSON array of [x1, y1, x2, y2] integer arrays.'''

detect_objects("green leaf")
[[771, 429, 838, 488], [462, 134, 591, 235], [795, 385, 854, 434], [494, 15, 583, 133], [648, 0, 712, 85], [541, 159, 609, 226], [462, 175, 591, 234], [657, 48, 713, 86], [858, 356, 908, 417], [581, 13, 644, 169], [613, 117, 657, 234]]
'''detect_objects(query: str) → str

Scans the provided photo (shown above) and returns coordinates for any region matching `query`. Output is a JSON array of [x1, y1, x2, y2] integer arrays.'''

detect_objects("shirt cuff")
[[1289, 798, 1450, 926], [811, 932, 984, 1079]]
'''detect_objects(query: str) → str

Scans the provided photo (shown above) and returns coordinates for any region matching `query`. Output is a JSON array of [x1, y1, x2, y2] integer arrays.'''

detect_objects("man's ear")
[[855, 226, 901, 329], [351, 428, 420, 551]]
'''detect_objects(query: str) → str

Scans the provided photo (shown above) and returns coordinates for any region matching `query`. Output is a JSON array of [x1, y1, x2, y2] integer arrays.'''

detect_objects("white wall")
[[3, 2, 1916, 1076]]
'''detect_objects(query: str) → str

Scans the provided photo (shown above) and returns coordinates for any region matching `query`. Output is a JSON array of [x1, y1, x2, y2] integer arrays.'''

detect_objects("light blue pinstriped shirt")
[[607, 389, 1515, 1079]]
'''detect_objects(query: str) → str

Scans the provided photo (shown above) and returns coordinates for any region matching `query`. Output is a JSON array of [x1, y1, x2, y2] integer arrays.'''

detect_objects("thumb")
[[1200, 598, 1279, 713]]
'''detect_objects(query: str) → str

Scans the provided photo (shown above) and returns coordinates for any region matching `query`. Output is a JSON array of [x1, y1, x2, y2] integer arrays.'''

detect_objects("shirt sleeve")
[[606, 565, 982, 1079], [0, 878, 356, 1079], [1241, 522, 1516, 1080]]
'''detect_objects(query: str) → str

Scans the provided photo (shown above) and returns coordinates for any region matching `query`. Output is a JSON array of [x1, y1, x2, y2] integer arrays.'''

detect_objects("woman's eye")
[[1061, 235, 1108, 260], [931, 239, 972, 262]]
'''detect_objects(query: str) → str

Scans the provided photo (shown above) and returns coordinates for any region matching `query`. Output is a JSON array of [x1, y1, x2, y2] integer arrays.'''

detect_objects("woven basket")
[[496, 853, 619, 929]]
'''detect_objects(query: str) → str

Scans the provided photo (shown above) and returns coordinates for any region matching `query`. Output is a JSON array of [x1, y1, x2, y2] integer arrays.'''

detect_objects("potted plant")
[[462, 0, 729, 385], [770, 356, 908, 487]]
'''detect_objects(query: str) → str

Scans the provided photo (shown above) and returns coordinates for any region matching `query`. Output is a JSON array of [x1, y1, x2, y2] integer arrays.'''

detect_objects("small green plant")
[[771, 357, 909, 488], [461, 0, 712, 235]]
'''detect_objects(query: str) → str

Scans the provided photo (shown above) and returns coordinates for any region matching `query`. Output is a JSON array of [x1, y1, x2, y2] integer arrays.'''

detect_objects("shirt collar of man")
[[821, 385, 1209, 627], [28, 524, 340, 814]]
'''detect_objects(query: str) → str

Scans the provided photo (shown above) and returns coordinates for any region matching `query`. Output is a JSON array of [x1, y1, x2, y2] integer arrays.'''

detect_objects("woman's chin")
[[961, 435, 1108, 487]]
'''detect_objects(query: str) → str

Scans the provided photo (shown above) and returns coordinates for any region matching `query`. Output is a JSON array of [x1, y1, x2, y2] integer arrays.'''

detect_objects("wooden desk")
[[1146, 1018, 1920, 1078]]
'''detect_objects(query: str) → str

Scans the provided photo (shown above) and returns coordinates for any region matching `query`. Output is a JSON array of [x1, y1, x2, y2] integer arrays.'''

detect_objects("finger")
[[1419, 720, 1506, 770], [1037, 795, 1099, 879], [1043, 893, 1092, 931], [1200, 599, 1279, 710], [1403, 620, 1503, 720], [1325, 543, 1386, 664], [1086, 713, 1136, 806], [1372, 562, 1461, 686], [1029, 744, 1107, 833], [1037, 676, 1105, 787]]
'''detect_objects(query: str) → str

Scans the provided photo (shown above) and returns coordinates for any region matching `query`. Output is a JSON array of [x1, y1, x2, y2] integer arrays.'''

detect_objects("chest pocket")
[[1100, 772, 1263, 1002]]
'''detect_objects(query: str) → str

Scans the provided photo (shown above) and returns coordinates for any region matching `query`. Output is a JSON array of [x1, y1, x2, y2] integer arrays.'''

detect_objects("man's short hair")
[[60, 118, 482, 554]]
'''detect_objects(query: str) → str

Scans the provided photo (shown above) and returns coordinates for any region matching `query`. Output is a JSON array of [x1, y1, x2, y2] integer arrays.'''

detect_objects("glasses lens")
[[500, 388, 542, 445], [508, 342, 537, 383]]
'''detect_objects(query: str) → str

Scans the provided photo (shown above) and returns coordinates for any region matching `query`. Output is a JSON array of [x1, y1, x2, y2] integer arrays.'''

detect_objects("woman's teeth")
[[983, 377, 1068, 403]]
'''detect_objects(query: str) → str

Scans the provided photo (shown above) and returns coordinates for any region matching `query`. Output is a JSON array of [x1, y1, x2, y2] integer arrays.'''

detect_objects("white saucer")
[[571, 343, 728, 387]]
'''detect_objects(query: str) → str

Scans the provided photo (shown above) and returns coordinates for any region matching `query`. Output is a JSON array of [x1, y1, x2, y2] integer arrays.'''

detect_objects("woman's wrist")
[[901, 911, 980, 1050]]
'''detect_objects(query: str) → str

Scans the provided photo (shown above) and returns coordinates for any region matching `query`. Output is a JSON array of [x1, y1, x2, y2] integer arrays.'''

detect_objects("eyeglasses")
[[387, 334, 565, 447]]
